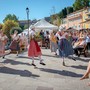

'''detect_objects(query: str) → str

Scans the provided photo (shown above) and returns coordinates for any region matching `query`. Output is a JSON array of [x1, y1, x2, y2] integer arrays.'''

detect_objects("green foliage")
[[67, 7, 74, 14], [57, 0, 89, 22], [10, 27, 22, 35], [3, 14, 18, 23], [2, 20, 19, 39], [19, 25, 24, 30], [0, 24, 3, 30], [58, 6, 73, 19], [24, 24, 28, 29], [73, 0, 90, 11]]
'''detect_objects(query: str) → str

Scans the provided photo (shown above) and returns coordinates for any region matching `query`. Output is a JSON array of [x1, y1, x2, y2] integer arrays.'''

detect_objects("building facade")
[[60, 7, 90, 30], [82, 7, 90, 29]]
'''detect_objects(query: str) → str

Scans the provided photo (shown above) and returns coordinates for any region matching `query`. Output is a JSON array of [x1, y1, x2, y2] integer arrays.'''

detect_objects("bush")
[[2, 20, 19, 39], [10, 27, 22, 35]]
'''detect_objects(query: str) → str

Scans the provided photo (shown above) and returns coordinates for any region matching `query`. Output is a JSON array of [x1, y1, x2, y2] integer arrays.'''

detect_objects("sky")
[[0, 0, 75, 23]]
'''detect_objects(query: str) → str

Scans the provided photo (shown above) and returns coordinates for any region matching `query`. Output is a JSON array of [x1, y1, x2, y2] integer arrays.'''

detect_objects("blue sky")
[[0, 0, 75, 23]]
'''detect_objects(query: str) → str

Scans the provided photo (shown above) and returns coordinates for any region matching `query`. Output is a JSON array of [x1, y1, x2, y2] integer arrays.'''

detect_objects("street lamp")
[[26, 7, 29, 43]]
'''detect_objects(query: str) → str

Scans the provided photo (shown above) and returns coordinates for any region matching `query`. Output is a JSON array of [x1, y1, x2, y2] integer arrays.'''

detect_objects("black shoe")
[[40, 62, 46, 65], [72, 58, 76, 61], [62, 62, 65, 66], [32, 63, 36, 66], [2, 56, 5, 58]]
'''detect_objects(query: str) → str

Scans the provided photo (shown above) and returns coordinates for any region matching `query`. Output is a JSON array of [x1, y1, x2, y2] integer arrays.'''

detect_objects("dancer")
[[56, 27, 74, 66], [10, 30, 20, 56], [0, 30, 8, 58], [28, 26, 46, 67]]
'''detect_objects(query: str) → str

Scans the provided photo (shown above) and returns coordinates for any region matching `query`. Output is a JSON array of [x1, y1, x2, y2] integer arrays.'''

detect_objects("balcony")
[[85, 16, 90, 20], [68, 14, 82, 20], [86, 11, 90, 15]]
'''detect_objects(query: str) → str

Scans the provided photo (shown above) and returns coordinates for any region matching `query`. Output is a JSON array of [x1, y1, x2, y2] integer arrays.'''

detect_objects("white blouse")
[[29, 30, 35, 38], [56, 32, 68, 40], [12, 34, 19, 40]]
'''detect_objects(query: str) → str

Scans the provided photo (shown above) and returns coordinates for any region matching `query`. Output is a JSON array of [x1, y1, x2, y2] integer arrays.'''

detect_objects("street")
[[0, 48, 90, 90]]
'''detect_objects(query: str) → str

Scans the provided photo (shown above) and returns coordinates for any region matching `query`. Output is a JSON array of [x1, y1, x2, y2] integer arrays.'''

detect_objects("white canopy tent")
[[19, 28, 31, 36], [29, 19, 58, 31]]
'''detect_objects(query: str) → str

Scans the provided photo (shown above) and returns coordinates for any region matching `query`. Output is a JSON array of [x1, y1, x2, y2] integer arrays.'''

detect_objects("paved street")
[[0, 48, 90, 90]]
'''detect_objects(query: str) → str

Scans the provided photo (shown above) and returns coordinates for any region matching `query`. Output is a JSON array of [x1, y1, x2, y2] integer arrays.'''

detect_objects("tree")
[[10, 27, 22, 35], [73, 0, 90, 11], [62, 7, 67, 18], [67, 7, 73, 14], [50, 14, 58, 24], [24, 24, 28, 29], [0, 24, 3, 30], [2, 20, 19, 39], [3, 14, 18, 23], [58, 7, 68, 19]]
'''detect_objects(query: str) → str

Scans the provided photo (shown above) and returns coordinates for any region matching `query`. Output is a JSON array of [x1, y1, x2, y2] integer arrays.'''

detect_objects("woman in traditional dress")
[[0, 30, 8, 58], [28, 26, 46, 67], [10, 30, 20, 56], [56, 27, 75, 66]]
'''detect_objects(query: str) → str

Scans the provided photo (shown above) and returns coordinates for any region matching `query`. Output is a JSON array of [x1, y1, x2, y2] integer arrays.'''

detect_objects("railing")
[[68, 14, 82, 20]]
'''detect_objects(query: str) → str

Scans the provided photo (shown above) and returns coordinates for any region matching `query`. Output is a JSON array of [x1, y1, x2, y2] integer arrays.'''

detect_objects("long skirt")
[[0, 41, 5, 56], [50, 41, 58, 52], [9, 40, 20, 51], [28, 40, 42, 57], [58, 38, 73, 57]]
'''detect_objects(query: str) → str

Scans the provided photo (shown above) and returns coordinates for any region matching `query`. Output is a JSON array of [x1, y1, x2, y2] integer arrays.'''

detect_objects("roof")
[[30, 19, 58, 30]]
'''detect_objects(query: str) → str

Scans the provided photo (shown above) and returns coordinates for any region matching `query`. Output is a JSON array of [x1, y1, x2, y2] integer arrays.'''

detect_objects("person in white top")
[[28, 26, 46, 67]]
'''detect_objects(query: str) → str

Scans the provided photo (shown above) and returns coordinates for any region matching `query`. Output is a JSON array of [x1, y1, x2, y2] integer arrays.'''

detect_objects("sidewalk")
[[0, 48, 90, 90]]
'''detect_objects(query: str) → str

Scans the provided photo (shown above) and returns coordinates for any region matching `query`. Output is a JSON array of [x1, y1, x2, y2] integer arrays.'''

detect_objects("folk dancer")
[[28, 26, 46, 67], [56, 27, 74, 66], [10, 30, 20, 56], [0, 31, 8, 58]]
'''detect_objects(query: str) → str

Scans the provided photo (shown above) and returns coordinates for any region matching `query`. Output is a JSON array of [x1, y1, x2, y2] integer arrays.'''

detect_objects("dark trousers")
[[74, 47, 84, 56]]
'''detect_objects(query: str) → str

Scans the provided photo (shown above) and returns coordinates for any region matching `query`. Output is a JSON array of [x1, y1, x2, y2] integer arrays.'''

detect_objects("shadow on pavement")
[[2, 59, 32, 66], [0, 66, 40, 77], [68, 56, 90, 62], [39, 68, 82, 77], [42, 54, 59, 58], [71, 65, 87, 70], [18, 56, 40, 61]]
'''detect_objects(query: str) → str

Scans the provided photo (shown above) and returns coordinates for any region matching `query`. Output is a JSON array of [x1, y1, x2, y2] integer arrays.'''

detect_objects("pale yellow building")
[[82, 7, 90, 29], [60, 7, 90, 30]]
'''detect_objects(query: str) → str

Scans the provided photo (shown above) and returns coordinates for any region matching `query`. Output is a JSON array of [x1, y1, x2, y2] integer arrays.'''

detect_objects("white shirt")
[[55, 32, 61, 40], [12, 34, 19, 40], [0, 35, 8, 41], [56, 32, 68, 40], [86, 36, 90, 43], [29, 30, 35, 39]]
